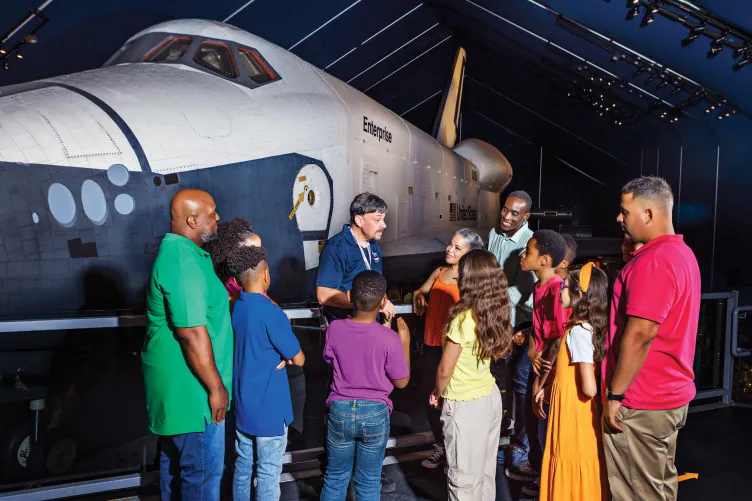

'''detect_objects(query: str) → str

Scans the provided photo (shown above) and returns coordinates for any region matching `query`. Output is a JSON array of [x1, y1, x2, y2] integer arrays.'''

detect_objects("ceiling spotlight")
[[646, 72, 658, 83], [640, 10, 655, 27], [705, 104, 716, 113], [708, 30, 729, 58], [681, 22, 706, 47], [591, 71, 598, 81], [733, 54, 752, 71], [611, 53, 622, 63], [626, 0, 639, 6], [24, 34, 38, 44], [0, 44, 5, 55], [670, 87, 683, 96], [733, 43, 749, 59], [657, 80, 669, 90], [626, 6, 641, 21], [15, 49, 23, 59], [633, 66, 646, 78], [2, 60, 8, 70]]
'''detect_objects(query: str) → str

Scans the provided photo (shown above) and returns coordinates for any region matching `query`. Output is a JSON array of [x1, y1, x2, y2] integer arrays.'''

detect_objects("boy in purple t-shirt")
[[320, 270, 410, 501]]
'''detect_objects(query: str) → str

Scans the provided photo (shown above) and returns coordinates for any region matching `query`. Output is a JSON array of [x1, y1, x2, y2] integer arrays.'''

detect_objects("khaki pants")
[[603, 404, 689, 501], [441, 388, 503, 501]]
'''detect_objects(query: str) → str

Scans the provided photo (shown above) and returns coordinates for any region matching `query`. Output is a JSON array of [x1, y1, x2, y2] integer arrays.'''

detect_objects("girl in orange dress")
[[412, 229, 484, 469], [534, 262, 610, 501]]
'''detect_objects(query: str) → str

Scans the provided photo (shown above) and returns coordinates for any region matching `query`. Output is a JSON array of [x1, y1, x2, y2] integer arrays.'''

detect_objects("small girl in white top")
[[534, 262, 610, 501]]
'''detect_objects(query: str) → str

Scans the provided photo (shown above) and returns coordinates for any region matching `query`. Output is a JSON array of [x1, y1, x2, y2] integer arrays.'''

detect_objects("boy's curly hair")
[[226, 245, 267, 283], [204, 217, 255, 281]]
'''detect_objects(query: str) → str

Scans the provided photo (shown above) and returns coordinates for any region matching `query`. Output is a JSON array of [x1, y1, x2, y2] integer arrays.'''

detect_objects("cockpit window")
[[145, 37, 192, 62], [238, 48, 278, 84], [193, 42, 238, 79]]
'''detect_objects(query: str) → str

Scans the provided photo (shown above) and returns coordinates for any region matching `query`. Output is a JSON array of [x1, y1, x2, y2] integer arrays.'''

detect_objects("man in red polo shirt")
[[603, 176, 701, 501]]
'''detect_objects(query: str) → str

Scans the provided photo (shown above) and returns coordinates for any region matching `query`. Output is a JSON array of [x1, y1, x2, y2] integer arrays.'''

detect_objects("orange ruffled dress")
[[539, 326, 609, 501]]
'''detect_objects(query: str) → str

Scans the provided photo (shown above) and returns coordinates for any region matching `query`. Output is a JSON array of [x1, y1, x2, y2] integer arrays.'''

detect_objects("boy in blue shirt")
[[227, 245, 305, 501]]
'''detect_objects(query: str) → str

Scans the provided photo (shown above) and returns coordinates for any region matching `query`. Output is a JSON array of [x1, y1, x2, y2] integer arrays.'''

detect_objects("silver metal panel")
[[0, 305, 414, 333]]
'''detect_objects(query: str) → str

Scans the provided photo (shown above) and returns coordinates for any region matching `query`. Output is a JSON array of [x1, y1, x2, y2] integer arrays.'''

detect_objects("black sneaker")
[[521, 477, 541, 497], [505, 461, 539, 482], [421, 445, 446, 469], [381, 472, 396, 493]]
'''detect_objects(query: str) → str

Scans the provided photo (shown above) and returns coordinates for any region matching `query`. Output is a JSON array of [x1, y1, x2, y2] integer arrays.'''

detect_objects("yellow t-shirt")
[[442, 310, 496, 401]]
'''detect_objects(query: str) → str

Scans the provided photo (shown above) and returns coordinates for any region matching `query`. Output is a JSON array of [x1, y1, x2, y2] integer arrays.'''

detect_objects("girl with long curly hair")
[[536, 262, 610, 501], [429, 249, 513, 501]]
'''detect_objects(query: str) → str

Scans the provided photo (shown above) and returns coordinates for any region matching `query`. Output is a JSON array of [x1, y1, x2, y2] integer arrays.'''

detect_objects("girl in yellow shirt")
[[429, 249, 514, 501]]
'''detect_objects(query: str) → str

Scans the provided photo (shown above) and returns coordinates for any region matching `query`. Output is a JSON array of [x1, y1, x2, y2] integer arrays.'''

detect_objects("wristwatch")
[[607, 389, 625, 402]]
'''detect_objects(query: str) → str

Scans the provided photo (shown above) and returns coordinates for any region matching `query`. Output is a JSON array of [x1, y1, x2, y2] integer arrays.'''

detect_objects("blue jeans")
[[233, 426, 288, 501], [321, 400, 390, 501], [159, 419, 225, 501], [525, 369, 545, 472], [505, 345, 531, 459]]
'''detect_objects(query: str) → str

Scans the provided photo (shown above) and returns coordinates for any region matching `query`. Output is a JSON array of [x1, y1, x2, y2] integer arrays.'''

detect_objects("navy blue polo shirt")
[[316, 224, 383, 293], [232, 292, 301, 437]]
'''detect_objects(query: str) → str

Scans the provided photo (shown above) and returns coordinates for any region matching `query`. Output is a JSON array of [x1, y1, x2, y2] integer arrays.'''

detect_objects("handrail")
[[0, 305, 414, 333], [731, 306, 752, 358]]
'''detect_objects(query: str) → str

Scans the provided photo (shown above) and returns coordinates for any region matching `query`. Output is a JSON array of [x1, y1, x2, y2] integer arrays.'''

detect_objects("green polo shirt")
[[142, 233, 233, 436]]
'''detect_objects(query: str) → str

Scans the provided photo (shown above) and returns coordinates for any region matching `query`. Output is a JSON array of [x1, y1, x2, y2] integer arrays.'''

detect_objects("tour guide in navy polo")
[[142, 189, 232, 501], [316, 192, 397, 492]]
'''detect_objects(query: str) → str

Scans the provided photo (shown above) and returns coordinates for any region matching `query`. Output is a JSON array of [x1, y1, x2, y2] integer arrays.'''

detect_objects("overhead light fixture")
[[705, 104, 716, 113], [646, 72, 658, 83], [15, 49, 23, 59], [0, 44, 5, 55], [633, 66, 646, 78], [640, 10, 655, 27], [670, 86, 683, 96], [626, 0, 640, 6], [681, 22, 706, 47], [657, 80, 669, 90], [733, 54, 752, 71], [2, 60, 8, 70], [733, 42, 750, 59], [626, 6, 641, 21], [707, 30, 729, 58], [24, 34, 38, 44], [611, 53, 622, 62]]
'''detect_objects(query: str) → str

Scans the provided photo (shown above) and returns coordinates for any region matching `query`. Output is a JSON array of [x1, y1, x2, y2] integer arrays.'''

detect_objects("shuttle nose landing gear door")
[[290, 163, 332, 270]]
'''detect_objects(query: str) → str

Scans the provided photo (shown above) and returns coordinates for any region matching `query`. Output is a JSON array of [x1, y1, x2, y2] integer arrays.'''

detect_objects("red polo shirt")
[[603, 234, 701, 410], [533, 275, 571, 352]]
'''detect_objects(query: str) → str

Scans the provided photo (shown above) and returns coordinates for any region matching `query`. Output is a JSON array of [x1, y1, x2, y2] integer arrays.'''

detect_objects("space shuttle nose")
[[0, 83, 144, 173]]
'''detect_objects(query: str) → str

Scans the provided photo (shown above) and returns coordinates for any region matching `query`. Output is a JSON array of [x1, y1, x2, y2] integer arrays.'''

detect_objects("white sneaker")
[[421, 445, 446, 469]]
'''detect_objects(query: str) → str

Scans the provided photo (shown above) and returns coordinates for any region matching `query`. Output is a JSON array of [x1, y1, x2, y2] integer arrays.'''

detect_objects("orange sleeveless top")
[[424, 268, 461, 347]]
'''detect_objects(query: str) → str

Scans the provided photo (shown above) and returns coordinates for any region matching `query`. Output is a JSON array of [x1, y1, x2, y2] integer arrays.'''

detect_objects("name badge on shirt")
[[372, 252, 380, 263]]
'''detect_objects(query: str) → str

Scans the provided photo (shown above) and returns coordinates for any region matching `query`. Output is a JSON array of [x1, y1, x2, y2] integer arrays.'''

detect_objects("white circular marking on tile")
[[47, 183, 76, 227], [114, 193, 135, 215], [81, 180, 108, 225]]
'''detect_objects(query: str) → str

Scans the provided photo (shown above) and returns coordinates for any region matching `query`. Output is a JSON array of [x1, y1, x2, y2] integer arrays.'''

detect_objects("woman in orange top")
[[534, 263, 610, 501], [412, 228, 484, 469]]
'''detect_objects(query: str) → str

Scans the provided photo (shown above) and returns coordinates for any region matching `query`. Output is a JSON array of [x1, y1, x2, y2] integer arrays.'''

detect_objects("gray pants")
[[441, 387, 503, 501]]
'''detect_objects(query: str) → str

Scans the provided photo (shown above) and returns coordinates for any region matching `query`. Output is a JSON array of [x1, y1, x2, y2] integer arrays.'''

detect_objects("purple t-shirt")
[[323, 319, 409, 413]]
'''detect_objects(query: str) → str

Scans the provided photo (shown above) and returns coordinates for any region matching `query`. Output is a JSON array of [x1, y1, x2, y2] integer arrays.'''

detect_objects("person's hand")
[[396, 318, 410, 346], [429, 389, 442, 409], [413, 293, 428, 317], [209, 386, 229, 424], [511, 330, 526, 346], [604, 400, 624, 433], [533, 389, 547, 420], [275, 360, 295, 370], [380, 299, 396, 322]]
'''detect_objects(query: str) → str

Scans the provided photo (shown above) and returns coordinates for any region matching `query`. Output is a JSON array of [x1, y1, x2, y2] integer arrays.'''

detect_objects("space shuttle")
[[0, 19, 512, 318]]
